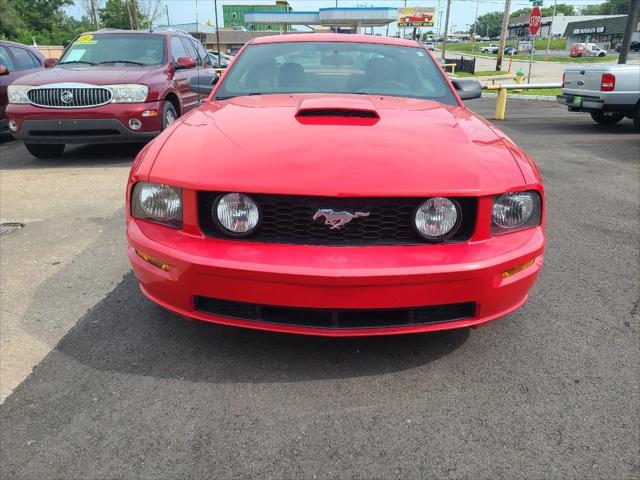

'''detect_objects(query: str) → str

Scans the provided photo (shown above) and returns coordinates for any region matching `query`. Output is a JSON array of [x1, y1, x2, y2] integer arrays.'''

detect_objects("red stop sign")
[[529, 6, 542, 36]]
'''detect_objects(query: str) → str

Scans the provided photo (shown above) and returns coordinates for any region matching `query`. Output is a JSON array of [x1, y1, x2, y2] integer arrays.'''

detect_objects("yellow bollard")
[[495, 88, 507, 120]]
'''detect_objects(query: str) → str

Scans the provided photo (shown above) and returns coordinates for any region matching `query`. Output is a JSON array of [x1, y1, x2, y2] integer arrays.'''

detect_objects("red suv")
[[6, 28, 216, 158], [0, 41, 46, 134]]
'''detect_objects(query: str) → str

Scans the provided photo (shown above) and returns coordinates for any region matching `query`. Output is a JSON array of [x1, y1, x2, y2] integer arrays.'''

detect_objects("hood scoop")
[[295, 96, 380, 126]]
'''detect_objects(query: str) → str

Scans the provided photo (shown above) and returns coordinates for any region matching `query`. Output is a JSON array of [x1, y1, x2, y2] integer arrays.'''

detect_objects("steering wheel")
[[361, 80, 410, 93]]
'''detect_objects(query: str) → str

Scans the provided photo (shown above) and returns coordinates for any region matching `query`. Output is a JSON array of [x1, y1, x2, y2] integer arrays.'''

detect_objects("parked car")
[[504, 45, 518, 55], [480, 44, 500, 54], [569, 43, 607, 58], [557, 64, 640, 131], [422, 42, 435, 51], [0, 41, 46, 134], [126, 33, 545, 337], [6, 28, 216, 158], [615, 40, 640, 52], [207, 52, 229, 68]]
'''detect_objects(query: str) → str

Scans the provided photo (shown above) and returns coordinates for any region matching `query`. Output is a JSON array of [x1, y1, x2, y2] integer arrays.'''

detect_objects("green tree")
[[470, 11, 503, 39], [511, 4, 576, 18], [0, 0, 23, 38], [9, 0, 91, 46], [99, 0, 142, 29], [580, 0, 631, 15]]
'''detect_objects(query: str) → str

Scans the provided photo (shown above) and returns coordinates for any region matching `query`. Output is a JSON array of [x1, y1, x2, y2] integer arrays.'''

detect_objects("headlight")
[[105, 84, 149, 103], [214, 193, 260, 236], [492, 191, 541, 234], [131, 182, 182, 228], [415, 197, 460, 241], [7, 85, 31, 104]]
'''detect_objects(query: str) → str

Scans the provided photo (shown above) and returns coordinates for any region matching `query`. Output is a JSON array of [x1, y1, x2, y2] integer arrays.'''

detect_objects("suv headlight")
[[492, 191, 541, 234], [7, 85, 31, 104], [105, 84, 149, 103], [131, 182, 182, 228]]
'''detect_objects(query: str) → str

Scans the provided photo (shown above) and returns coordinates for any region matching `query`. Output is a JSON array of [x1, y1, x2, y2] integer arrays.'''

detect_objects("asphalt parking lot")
[[1, 98, 638, 479]]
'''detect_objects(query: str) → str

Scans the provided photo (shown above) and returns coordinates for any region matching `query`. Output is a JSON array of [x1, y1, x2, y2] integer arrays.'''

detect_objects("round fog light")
[[8, 120, 17, 132], [415, 197, 460, 241], [128, 118, 142, 130], [215, 193, 260, 236]]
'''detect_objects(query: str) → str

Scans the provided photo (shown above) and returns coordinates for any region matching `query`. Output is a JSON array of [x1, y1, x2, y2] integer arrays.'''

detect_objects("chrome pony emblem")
[[313, 209, 370, 229], [60, 90, 74, 104]]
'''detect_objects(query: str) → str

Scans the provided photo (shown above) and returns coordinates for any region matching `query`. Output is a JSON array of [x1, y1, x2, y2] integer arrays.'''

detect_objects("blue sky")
[[65, 0, 608, 36]]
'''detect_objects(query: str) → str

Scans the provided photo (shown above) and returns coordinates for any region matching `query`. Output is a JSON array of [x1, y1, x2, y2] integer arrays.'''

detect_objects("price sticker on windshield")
[[74, 34, 97, 45]]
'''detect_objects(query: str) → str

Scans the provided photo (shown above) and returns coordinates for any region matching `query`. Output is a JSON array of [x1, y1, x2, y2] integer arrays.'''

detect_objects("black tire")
[[598, 51, 605, 57], [632, 105, 640, 132], [162, 101, 178, 130], [24, 143, 65, 158], [576, 53, 582, 58], [590, 111, 625, 125]]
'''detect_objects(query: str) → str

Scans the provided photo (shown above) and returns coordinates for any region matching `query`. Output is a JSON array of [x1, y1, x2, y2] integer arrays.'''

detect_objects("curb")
[[481, 92, 558, 102]]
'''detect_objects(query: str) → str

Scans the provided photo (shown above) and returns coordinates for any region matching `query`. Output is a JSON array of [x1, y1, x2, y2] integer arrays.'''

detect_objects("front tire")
[[162, 101, 178, 130], [632, 105, 640, 132], [24, 143, 65, 158], [590, 111, 625, 125]]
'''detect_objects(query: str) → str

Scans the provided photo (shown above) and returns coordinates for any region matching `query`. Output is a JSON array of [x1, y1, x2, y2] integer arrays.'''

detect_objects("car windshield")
[[59, 33, 165, 66], [214, 41, 458, 105]]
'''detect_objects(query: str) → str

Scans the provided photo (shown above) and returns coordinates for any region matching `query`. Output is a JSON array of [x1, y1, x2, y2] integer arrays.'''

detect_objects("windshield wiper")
[[215, 93, 262, 100], [99, 60, 146, 66], [58, 60, 97, 66]]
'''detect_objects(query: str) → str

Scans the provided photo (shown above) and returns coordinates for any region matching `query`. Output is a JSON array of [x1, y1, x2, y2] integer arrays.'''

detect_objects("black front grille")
[[198, 193, 477, 246], [27, 87, 112, 108], [195, 296, 475, 329]]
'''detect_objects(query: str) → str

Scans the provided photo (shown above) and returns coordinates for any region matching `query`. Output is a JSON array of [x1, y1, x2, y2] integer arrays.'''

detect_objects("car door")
[[170, 36, 199, 113], [0, 45, 43, 124]]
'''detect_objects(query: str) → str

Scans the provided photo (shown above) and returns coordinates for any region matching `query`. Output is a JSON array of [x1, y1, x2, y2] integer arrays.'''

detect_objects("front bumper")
[[6, 101, 162, 144], [127, 219, 545, 337]]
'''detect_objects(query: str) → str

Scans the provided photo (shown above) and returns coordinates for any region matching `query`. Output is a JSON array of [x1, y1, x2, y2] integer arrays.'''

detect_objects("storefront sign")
[[397, 7, 435, 28], [573, 26, 605, 35]]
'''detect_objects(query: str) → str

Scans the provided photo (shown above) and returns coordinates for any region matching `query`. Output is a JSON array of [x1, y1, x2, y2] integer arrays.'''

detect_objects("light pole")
[[471, 0, 480, 55], [545, 0, 558, 59]]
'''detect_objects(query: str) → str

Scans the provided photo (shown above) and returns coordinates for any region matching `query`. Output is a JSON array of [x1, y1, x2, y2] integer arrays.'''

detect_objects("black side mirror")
[[451, 79, 482, 100], [189, 74, 219, 95]]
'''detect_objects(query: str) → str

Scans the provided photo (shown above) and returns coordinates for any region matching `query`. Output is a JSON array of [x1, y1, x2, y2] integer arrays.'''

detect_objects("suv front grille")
[[27, 87, 113, 108], [198, 193, 477, 246]]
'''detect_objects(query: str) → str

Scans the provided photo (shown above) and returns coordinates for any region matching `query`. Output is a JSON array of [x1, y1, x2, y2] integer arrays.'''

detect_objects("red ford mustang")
[[126, 34, 545, 337]]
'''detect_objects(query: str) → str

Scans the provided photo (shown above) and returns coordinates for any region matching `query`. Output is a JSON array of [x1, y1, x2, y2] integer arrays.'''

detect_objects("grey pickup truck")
[[557, 64, 640, 131]]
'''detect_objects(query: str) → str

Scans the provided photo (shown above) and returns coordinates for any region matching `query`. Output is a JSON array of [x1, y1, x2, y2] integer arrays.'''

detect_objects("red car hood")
[[14, 65, 157, 86], [148, 94, 525, 196]]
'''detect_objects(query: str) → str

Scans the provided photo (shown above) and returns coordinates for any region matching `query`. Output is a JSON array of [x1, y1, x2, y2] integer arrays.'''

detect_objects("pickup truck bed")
[[557, 64, 640, 131]]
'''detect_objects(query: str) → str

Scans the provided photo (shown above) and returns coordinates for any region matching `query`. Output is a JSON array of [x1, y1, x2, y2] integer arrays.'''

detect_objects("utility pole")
[[441, 0, 452, 59], [214, 0, 222, 67], [165, 4, 170, 26], [545, 0, 558, 58], [495, 0, 511, 71], [618, 0, 640, 64]]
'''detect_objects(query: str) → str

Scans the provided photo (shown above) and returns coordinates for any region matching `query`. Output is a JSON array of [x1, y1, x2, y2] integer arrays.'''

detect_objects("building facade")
[[223, 1, 292, 31], [564, 15, 639, 49], [508, 14, 622, 39]]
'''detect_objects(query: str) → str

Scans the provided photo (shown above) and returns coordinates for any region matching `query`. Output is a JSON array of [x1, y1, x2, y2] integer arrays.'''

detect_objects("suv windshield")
[[215, 41, 458, 105], [59, 33, 166, 66]]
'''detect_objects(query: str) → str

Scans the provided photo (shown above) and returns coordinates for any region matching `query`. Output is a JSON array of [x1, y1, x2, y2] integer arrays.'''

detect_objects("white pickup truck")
[[557, 64, 640, 131]]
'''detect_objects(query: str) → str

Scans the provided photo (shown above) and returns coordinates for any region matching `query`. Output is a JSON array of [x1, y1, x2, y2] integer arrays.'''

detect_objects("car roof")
[[251, 33, 420, 47], [81, 28, 191, 37]]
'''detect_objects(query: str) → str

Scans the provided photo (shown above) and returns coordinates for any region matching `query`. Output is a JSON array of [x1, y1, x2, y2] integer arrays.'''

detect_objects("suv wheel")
[[590, 111, 625, 125], [632, 105, 640, 132], [162, 101, 178, 130], [25, 143, 65, 158]]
